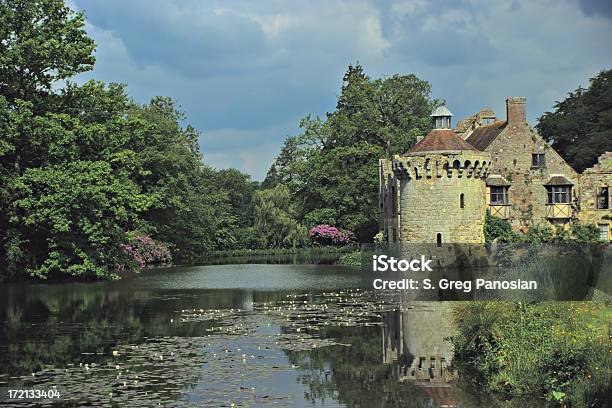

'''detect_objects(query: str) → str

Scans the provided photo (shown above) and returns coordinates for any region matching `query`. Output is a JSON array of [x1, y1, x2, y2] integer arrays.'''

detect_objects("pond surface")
[[0, 264, 476, 407]]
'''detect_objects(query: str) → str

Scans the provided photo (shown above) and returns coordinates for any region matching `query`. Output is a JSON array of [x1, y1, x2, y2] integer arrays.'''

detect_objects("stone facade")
[[578, 152, 612, 241], [379, 97, 612, 244], [477, 98, 579, 230], [393, 151, 491, 244], [379, 158, 400, 243]]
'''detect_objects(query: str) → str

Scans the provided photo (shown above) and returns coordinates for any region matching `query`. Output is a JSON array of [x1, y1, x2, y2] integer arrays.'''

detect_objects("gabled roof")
[[544, 175, 573, 186], [409, 129, 478, 153], [466, 121, 507, 150]]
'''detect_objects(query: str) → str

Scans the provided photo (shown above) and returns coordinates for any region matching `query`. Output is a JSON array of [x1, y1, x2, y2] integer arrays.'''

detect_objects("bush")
[[570, 223, 602, 243], [485, 211, 603, 245], [121, 234, 172, 269], [451, 302, 611, 406], [338, 251, 361, 267], [484, 211, 516, 243], [309, 224, 354, 246]]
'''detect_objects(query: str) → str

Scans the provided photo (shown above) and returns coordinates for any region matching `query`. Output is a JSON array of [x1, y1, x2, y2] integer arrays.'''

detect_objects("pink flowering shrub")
[[121, 234, 172, 269], [309, 225, 354, 246]]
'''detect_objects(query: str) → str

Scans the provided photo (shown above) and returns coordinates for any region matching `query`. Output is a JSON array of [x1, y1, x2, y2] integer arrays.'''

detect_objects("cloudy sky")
[[70, 0, 612, 180]]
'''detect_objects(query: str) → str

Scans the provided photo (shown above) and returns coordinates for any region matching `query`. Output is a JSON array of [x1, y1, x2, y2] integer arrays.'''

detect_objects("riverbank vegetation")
[[484, 211, 602, 244], [450, 301, 611, 407], [1, 0, 611, 282], [0, 0, 435, 281]]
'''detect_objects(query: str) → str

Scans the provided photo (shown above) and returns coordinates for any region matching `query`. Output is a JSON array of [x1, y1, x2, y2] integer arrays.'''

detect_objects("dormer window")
[[481, 116, 495, 125], [431, 106, 453, 129], [544, 175, 573, 204]]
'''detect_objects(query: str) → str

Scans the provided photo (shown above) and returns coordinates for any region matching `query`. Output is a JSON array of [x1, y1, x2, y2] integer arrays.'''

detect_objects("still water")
[[0, 264, 468, 407]]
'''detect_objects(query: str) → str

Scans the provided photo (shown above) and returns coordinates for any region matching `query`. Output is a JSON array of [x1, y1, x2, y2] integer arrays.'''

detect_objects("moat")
[[0, 263, 502, 407]]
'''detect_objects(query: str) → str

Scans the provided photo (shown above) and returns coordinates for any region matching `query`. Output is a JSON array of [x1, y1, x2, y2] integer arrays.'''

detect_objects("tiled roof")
[[544, 175, 573, 185], [466, 121, 506, 150], [454, 114, 477, 134], [409, 129, 478, 153]]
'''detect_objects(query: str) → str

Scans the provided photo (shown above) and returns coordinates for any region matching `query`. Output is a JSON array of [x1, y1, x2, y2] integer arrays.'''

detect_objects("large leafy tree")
[[252, 185, 307, 248], [126, 97, 236, 259], [537, 69, 612, 172], [264, 64, 434, 241], [0, 0, 248, 279], [0, 0, 95, 103]]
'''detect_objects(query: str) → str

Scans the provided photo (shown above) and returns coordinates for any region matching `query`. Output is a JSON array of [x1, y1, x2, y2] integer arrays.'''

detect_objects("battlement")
[[391, 152, 492, 181]]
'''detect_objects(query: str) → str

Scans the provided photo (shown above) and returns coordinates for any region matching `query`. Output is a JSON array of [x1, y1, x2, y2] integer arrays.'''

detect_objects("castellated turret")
[[391, 106, 491, 244]]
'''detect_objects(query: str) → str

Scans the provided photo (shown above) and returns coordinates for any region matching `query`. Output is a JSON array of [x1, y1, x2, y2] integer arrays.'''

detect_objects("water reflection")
[[383, 302, 456, 406], [1, 264, 467, 407]]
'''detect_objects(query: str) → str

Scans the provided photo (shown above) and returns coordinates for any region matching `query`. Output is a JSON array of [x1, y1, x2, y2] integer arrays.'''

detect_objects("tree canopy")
[[537, 69, 612, 172], [0, 0, 257, 280], [264, 64, 435, 241]]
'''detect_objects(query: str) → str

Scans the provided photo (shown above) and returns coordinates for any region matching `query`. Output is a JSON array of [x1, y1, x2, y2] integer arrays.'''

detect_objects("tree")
[[264, 64, 434, 241], [537, 69, 612, 172], [125, 97, 235, 259], [0, 0, 95, 104], [9, 160, 152, 279], [0, 0, 250, 279], [252, 185, 307, 248]]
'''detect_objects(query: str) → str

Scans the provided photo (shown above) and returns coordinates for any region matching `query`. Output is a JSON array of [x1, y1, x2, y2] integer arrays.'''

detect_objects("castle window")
[[460, 193, 465, 209], [391, 185, 397, 214], [596, 187, 609, 209], [436, 233, 442, 247], [546, 186, 571, 204], [598, 224, 609, 242], [531, 153, 546, 168], [490, 186, 509, 205]]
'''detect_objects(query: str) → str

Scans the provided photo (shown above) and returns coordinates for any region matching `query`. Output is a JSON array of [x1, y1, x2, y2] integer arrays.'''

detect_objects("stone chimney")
[[506, 97, 526, 125]]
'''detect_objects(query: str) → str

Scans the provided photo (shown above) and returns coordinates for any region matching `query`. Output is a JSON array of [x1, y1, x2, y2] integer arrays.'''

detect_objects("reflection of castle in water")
[[383, 301, 457, 406]]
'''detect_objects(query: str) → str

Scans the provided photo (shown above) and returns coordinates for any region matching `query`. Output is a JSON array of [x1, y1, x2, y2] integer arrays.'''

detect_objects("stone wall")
[[578, 152, 612, 241], [394, 151, 491, 244], [484, 122, 579, 230], [379, 158, 400, 243]]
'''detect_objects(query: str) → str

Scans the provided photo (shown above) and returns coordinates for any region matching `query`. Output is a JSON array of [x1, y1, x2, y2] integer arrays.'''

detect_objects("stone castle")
[[379, 97, 611, 244]]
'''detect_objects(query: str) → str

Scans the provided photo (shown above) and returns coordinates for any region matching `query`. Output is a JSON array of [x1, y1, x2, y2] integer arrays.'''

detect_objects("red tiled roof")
[[409, 129, 478, 153], [466, 121, 506, 150]]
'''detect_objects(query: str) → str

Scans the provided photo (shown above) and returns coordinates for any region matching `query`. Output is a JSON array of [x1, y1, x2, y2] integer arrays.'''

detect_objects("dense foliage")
[[251, 184, 307, 248], [451, 302, 610, 406], [0, 0, 257, 280], [264, 65, 435, 241], [309, 225, 353, 246], [537, 69, 612, 172], [484, 211, 602, 244]]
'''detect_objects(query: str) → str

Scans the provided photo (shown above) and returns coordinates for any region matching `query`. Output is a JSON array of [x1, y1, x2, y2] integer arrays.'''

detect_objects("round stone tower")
[[392, 106, 491, 244]]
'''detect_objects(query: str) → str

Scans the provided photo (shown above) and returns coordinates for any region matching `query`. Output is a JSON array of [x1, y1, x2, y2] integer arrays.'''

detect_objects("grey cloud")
[[71, 0, 612, 180], [577, 0, 612, 19]]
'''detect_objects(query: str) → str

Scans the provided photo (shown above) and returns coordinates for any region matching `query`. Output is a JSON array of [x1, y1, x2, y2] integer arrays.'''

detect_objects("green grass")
[[337, 251, 362, 267], [450, 301, 611, 407], [206, 246, 356, 258]]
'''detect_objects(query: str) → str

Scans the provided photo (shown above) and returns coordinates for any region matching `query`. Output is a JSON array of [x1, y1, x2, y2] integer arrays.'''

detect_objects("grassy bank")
[[186, 246, 358, 266], [205, 246, 356, 258], [450, 301, 611, 407]]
